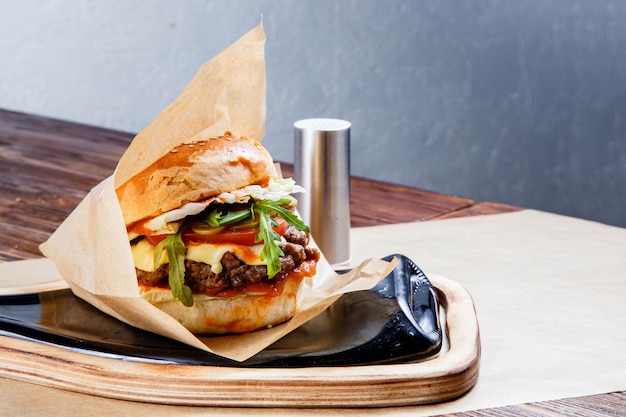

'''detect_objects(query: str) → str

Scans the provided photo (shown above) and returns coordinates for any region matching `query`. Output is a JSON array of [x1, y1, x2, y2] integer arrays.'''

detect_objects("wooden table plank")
[[434, 201, 522, 219], [0, 109, 132, 261], [451, 391, 626, 417], [280, 164, 476, 226]]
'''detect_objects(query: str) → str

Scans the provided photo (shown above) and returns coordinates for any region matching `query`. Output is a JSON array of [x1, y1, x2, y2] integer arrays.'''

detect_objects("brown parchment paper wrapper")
[[38, 22, 396, 362]]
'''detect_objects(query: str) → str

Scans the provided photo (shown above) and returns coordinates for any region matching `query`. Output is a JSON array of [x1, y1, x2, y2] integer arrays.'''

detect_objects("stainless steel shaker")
[[293, 118, 351, 265]]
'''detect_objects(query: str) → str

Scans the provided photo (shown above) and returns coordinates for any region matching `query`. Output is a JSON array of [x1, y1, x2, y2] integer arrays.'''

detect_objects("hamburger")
[[115, 132, 320, 334]]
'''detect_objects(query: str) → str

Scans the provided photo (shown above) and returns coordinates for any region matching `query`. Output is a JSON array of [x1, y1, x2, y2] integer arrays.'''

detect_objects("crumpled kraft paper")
[[37, 22, 396, 362]]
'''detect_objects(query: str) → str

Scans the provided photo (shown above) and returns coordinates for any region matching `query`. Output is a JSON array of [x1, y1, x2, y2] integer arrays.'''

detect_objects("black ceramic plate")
[[0, 254, 441, 368]]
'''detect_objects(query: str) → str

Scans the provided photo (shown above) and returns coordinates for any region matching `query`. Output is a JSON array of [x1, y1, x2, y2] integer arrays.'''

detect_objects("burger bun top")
[[116, 133, 278, 226]]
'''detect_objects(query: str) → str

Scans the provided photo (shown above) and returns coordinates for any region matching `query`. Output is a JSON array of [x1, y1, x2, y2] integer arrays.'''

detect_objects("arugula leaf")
[[154, 233, 193, 307], [255, 208, 284, 278], [205, 206, 252, 227], [252, 199, 309, 278], [254, 199, 310, 233]]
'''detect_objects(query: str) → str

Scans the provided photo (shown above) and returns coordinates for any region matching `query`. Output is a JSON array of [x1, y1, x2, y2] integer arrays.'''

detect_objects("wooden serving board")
[[0, 275, 479, 408]]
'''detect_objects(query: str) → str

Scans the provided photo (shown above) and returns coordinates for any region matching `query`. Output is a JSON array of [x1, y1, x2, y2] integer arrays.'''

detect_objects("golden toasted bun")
[[139, 275, 303, 334], [116, 133, 278, 226]]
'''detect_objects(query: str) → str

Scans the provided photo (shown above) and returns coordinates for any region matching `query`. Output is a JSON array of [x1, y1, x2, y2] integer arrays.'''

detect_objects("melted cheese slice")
[[131, 239, 266, 274]]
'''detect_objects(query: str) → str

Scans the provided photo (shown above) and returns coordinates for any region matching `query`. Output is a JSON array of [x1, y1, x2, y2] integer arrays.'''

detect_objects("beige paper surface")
[[0, 258, 64, 295], [347, 209, 626, 416], [33, 22, 394, 362]]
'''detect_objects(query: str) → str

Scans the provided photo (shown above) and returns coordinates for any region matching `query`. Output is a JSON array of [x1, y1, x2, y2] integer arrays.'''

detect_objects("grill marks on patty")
[[136, 226, 319, 294]]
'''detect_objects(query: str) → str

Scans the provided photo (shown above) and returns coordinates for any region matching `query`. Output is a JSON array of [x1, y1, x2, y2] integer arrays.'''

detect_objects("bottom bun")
[[139, 274, 304, 335]]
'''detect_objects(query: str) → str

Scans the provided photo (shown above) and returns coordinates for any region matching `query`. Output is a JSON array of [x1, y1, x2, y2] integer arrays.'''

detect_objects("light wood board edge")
[[0, 275, 480, 408]]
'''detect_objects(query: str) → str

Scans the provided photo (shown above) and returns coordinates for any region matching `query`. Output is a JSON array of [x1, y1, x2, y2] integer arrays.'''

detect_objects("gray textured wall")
[[1, 1, 625, 226]]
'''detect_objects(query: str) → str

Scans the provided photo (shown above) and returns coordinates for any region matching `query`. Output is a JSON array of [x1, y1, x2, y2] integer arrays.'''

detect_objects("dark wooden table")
[[0, 108, 623, 415]]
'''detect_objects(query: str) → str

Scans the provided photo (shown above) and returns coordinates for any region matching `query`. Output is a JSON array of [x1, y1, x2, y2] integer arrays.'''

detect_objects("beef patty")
[[136, 226, 319, 294]]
